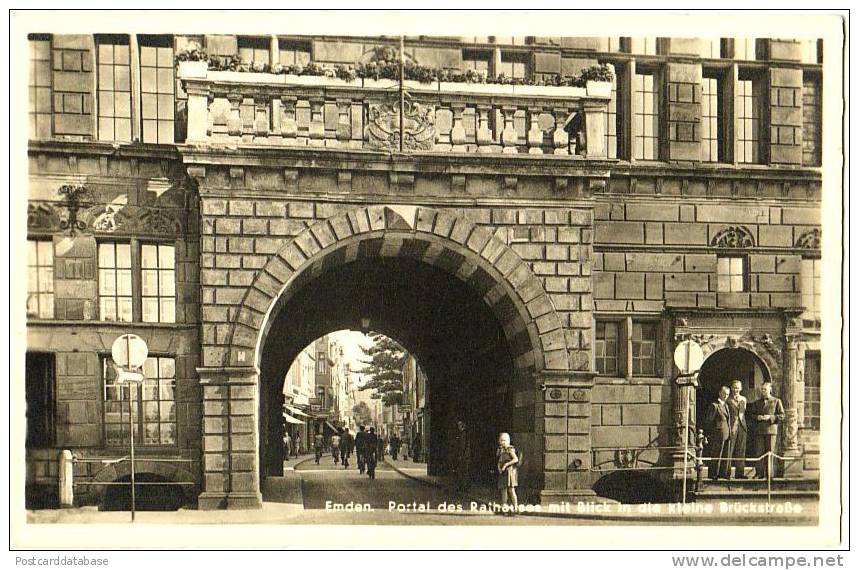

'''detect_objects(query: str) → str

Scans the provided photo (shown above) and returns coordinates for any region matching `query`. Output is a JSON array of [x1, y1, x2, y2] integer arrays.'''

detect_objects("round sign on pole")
[[673, 340, 704, 374], [111, 334, 149, 369]]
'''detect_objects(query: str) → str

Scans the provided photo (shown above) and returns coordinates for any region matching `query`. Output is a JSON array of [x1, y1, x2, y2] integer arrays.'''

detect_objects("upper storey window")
[[28, 35, 52, 139], [139, 36, 175, 144], [96, 35, 132, 142], [238, 36, 270, 66], [633, 71, 659, 160], [735, 74, 762, 164]]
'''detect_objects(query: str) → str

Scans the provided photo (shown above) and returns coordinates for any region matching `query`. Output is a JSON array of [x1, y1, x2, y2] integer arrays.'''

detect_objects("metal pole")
[[767, 452, 772, 504], [129, 381, 137, 522], [682, 385, 690, 504], [399, 35, 405, 153]]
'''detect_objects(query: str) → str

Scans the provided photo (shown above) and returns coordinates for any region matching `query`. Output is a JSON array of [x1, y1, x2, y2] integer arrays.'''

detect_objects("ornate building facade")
[[24, 33, 823, 509]]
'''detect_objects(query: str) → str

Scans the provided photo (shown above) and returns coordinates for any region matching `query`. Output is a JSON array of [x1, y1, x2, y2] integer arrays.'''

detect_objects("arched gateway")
[[196, 205, 586, 509]]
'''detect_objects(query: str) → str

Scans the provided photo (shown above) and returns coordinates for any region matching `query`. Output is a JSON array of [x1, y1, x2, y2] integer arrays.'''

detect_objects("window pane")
[[160, 401, 176, 421], [160, 423, 176, 445], [117, 269, 132, 295], [634, 72, 659, 160], [142, 298, 159, 322], [140, 45, 157, 66], [97, 38, 132, 142], [117, 297, 133, 322], [142, 269, 158, 295], [143, 423, 160, 445], [159, 245, 175, 267], [736, 78, 760, 163], [37, 240, 53, 262], [99, 243, 115, 267], [143, 357, 158, 378], [116, 244, 131, 267]]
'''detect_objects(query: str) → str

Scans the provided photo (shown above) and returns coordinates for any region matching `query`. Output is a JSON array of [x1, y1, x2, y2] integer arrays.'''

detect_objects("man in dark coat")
[[727, 380, 749, 479], [340, 428, 354, 469], [749, 381, 785, 479], [452, 420, 471, 493], [355, 425, 367, 474], [706, 386, 733, 480], [390, 434, 401, 460], [365, 427, 379, 480]]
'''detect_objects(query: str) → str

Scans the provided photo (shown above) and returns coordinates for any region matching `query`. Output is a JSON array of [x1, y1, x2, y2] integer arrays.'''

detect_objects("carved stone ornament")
[[364, 101, 437, 152], [795, 228, 821, 250], [548, 388, 563, 400], [614, 449, 637, 469], [689, 334, 718, 350], [138, 208, 183, 234], [91, 204, 131, 233], [58, 184, 90, 236], [27, 203, 60, 231], [571, 389, 588, 402], [711, 225, 755, 248]]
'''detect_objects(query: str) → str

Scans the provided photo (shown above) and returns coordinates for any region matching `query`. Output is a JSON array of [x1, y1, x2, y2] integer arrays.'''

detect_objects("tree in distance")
[[358, 333, 406, 406], [352, 401, 374, 426]]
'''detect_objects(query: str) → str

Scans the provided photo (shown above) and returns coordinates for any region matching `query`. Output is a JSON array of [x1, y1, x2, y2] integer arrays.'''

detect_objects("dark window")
[[735, 74, 762, 164], [802, 76, 822, 166], [462, 49, 491, 74], [29, 35, 52, 139], [595, 321, 620, 375], [26, 353, 55, 448], [238, 36, 270, 66], [801, 257, 821, 323], [98, 242, 133, 322], [603, 62, 621, 159], [27, 239, 54, 319], [278, 39, 311, 67], [139, 35, 175, 144], [103, 356, 177, 446], [633, 71, 659, 160], [498, 51, 528, 79], [717, 255, 747, 292], [96, 35, 132, 142], [141, 243, 176, 323], [803, 352, 820, 430], [631, 322, 658, 376], [701, 75, 722, 162]]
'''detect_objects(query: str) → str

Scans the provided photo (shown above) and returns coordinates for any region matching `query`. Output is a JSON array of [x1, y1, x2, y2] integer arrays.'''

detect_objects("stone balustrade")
[[178, 62, 611, 158]]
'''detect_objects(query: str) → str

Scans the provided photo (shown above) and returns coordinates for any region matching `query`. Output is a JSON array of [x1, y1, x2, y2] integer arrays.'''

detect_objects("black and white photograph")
[[9, 8, 847, 553]]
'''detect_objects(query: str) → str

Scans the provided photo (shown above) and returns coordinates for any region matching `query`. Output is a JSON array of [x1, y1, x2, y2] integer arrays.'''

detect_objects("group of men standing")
[[705, 380, 785, 480]]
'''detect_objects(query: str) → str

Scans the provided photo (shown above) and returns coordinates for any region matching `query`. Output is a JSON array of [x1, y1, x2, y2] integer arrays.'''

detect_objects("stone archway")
[[227, 205, 571, 375], [696, 346, 772, 424], [197, 204, 581, 509]]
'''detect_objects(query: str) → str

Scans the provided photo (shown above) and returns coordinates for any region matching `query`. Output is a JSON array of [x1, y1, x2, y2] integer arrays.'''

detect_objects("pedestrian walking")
[[313, 432, 324, 465], [366, 427, 379, 480], [727, 380, 749, 479], [283, 432, 292, 461], [355, 425, 367, 474], [340, 428, 354, 469], [376, 434, 385, 462], [331, 431, 342, 465], [452, 420, 471, 494], [496, 432, 520, 515], [390, 434, 401, 460]]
